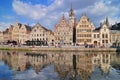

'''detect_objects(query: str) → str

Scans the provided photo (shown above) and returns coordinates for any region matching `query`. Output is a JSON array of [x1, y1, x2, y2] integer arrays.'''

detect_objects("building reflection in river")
[[0, 51, 120, 80]]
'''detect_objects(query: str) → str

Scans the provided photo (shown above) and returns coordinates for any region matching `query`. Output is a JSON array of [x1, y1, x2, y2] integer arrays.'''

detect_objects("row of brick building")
[[0, 7, 120, 47]]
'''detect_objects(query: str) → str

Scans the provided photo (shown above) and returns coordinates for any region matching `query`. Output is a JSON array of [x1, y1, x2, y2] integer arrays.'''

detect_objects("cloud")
[[12, 0, 47, 20], [76, 0, 120, 27], [90, 1, 119, 16], [12, 0, 120, 29], [14, 65, 58, 80], [2, 15, 14, 20], [0, 22, 11, 31], [90, 0, 120, 26], [100, 17, 120, 25]]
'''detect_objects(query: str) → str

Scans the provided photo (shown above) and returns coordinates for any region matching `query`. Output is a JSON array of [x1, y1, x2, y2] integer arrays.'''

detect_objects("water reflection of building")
[[92, 53, 101, 66], [100, 53, 111, 75], [18, 52, 27, 71], [53, 52, 111, 79], [1, 51, 27, 74], [75, 53, 93, 80], [92, 53, 111, 75], [1, 51, 120, 79], [2, 51, 19, 74], [25, 53, 53, 74], [53, 52, 73, 80], [110, 52, 120, 64], [0, 51, 3, 61], [53, 53, 94, 80]]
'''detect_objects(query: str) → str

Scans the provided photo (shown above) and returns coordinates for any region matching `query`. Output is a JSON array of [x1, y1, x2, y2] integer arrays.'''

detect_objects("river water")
[[0, 51, 120, 80]]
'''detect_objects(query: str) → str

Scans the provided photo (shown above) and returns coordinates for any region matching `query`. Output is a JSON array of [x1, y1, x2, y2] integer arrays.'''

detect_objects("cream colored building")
[[12, 20, 20, 43], [110, 31, 120, 47], [49, 32, 54, 45], [0, 31, 4, 43], [100, 23, 110, 47], [54, 15, 73, 45], [2, 25, 13, 43], [19, 24, 31, 44], [8, 25, 13, 41], [3, 29, 10, 43], [29, 23, 53, 45], [92, 18, 111, 47], [76, 14, 95, 45], [75, 14, 112, 47]]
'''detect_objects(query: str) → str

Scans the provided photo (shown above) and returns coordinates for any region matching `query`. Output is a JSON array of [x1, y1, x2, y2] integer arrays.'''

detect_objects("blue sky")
[[0, 0, 120, 31]]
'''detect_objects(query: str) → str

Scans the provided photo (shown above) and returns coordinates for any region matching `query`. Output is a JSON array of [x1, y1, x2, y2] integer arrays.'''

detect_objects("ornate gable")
[[57, 15, 69, 27], [76, 14, 95, 30]]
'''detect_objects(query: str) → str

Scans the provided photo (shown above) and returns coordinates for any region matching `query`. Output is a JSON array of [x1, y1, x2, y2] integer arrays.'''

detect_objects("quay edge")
[[0, 47, 119, 52]]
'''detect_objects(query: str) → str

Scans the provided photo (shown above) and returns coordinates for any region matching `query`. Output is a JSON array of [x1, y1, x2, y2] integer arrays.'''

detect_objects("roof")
[[32, 23, 50, 32], [3, 28, 9, 34], [18, 23, 22, 28], [54, 15, 69, 30], [110, 23, 120, 30], [69, 5, 75, 17], [110, 30, 120, 33], [93, 27, 101, 32], [25, 25, 32, 31]]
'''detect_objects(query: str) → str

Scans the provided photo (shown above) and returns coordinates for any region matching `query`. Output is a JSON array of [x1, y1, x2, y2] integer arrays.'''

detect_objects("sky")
[[0, 0, 120, 31]]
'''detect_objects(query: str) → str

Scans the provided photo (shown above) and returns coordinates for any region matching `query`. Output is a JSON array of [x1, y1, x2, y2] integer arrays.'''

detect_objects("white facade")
[[29, 23, 53, 45], [92, 18, 111, 47], [99, 24, 110, 47]]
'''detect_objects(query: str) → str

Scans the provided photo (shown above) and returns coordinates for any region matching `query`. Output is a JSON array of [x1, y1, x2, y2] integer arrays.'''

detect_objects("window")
[[97, 34, 99, 38], [82, 29, 86, 32], [102, 40, 104, 43], [112, 36, 115, 41], [102, 34, 104, 38], [94, 34, 96, 38], [106, 34, 108, 38], [34, 29, 36, 32], [37, 26, 39, 29], [88, 34, 91, 37], [106, 40, 108, 43], [37, 34, 39, 36]]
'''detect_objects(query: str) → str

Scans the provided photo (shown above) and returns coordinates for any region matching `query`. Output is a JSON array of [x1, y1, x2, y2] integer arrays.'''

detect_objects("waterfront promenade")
[[0, 45, 119, 52]]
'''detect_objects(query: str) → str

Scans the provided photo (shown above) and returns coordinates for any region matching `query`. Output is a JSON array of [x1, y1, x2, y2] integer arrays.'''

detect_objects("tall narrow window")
[[106, 40, 108, 43], [102, 40, 104, 43], [97, 34, 99, 38], [106, 34, 108, 38], [94, 34, 96, 38], [102, 34, 104, 38]]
